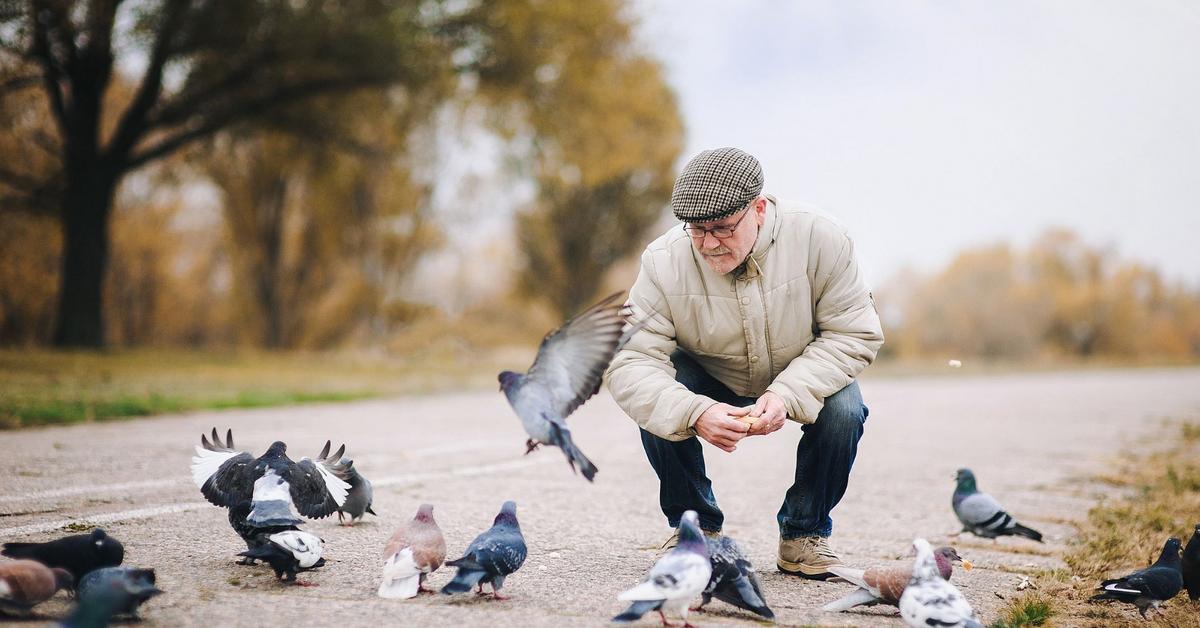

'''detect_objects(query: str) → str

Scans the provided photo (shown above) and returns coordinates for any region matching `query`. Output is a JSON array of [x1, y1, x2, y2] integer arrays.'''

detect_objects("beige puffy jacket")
[[605, 197, 884, 440]]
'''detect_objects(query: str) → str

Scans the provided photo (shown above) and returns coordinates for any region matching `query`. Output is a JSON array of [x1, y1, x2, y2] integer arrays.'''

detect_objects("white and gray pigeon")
[[312, 440, 374, 525], [898, 538, 982, 628], [614, 510, 712, 627], [698, 534, 773, 620], [440, 501, 527, 599], [191, 428, 352, 530], [1090, 537, 1184, 618], [498, 290, 638, 482], [238, 530, 326, 584], [953, 468, 1043, 542]]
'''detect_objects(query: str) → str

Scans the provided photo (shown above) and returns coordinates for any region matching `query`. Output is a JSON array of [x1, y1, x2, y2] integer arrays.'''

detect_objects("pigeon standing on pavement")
[[2, 528, 124, 584], [227, 499, 299, 565], [498, 291, 639, 482], [614, 510, 712, 627], [824, 546, 969, 612], [191, 428, 352, 530], [1182, 523, 1200, 600], [953, 468, 1043, 542], [238, 530, 326, 584], [898, 538, 982, 628], [0, 560, 73, 612], [441, 501, 527, 599], [76, 567, 163, 620], [1090, 537, 1184, 618], [696, 534, 773, 620], [379, 503, 446, 599]]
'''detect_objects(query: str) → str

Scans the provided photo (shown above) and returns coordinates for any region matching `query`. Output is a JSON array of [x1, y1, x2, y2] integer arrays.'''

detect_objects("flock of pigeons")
[[2, 291, 1200, 626]]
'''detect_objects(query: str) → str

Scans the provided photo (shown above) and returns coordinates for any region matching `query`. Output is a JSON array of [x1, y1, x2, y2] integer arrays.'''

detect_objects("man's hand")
[[744, 392, 788, 436], [694, 403, 751, 452]]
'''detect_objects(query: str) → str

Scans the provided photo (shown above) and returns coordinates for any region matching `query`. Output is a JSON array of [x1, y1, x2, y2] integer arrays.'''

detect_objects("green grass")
[[0, 348, 520, 428], [989, 593, 1054, 628]]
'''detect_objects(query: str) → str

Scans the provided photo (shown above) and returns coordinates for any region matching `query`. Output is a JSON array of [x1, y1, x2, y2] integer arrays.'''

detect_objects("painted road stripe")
[[0, 456, 557, 537]]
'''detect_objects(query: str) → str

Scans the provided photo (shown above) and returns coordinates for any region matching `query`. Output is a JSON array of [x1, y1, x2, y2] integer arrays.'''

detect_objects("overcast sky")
[[630, 1, 1200, 286]]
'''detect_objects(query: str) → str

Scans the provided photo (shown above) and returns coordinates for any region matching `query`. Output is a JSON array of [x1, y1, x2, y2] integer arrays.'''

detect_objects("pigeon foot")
[[524, 439, 542, 455], [236, 557, 257, 566], [294, 581, 319, 587], [657, 610, 675, 627]]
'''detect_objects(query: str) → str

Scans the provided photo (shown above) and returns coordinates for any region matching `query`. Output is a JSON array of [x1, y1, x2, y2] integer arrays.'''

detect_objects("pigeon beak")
[[961, 559, 973, 571]]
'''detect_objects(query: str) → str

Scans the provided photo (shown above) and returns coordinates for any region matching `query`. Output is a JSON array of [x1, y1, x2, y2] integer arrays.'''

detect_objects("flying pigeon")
[[441, 501, 527, 599], [191, 428, 352, 529], [378, 503, 446, 599], [1182, 523, 1200, 600], [613, 510, 712, 627], [824, 546, 969, 612], [1, 528, 124, 584], [498, 291, 638, 482], [898, 539, 982, 628], [0, 560, 73, 612], [316, 442, 375, 525], [238, 530, 326, 584], [953, 468, 1043, 542], [76, 567, 163, 620], [696, 534, 773, 620], [1090, 537, 1184, 618]]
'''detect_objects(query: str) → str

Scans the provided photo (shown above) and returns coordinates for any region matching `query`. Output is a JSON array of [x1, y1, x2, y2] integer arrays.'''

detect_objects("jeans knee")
[[816, 383, 867, 435]]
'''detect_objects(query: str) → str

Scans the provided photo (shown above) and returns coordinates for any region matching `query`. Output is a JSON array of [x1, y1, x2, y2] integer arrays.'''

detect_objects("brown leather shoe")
[[777, 535, 843, 579]]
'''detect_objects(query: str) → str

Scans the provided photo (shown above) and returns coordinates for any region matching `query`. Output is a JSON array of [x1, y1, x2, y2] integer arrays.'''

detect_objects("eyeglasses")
[[683, 205, 752, 239]]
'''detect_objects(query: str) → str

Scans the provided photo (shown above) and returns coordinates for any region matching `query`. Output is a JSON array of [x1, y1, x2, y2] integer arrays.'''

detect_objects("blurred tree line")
[[877, 229, 1200, 361], [0, 0, 680, 348]]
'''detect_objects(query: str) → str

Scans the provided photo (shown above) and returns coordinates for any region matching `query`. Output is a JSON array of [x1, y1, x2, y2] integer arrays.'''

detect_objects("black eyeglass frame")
[[682, 203, 754, 239]]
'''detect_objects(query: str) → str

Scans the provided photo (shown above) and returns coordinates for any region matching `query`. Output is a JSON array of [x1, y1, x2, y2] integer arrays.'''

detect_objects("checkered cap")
[[670, 147, 764, 222]]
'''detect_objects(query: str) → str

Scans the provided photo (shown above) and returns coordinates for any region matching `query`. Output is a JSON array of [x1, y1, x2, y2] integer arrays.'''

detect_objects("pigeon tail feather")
[[377, 574, 420, 599], [822, 587, 881, 612], [547, 420, 597, 482], [440, 569, 486, 594], [827, 565, 867, 588], [612, 600, 662, 622], [1011, 522, 1044, 542], [715, 577, 774, 619]]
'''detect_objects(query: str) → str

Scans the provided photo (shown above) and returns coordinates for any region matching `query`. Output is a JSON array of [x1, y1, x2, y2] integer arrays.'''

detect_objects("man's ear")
[[753, 196, 768, 224]]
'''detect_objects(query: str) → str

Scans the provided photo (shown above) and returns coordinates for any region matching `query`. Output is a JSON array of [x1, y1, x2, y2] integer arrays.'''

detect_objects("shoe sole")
[[777, 559, 841, 580]]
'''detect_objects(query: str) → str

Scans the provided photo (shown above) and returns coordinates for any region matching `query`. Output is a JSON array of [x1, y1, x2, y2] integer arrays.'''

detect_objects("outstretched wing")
[[524, 291, 635, 418], [286, 441, 352, 519], [191, 428, 255, 507]]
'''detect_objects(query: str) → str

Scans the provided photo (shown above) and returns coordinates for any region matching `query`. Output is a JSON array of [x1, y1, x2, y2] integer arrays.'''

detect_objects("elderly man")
[[606, 147, 883, 579]]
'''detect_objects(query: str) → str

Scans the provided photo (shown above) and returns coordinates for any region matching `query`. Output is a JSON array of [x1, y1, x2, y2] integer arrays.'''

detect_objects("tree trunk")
[[52, 173, 116, 348]]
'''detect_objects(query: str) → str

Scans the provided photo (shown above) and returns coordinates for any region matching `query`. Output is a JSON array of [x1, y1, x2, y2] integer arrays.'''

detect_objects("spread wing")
[[288, 444, 352, 519], [191, 428, 254, 507], [523, 291, 634, 418]]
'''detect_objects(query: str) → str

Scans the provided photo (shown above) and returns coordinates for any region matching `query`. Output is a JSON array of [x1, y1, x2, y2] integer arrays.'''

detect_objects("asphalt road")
[[2, 367, 1199, 626]]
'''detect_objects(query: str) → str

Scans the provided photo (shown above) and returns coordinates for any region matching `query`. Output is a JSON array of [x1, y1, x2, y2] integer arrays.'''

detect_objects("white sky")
[[630, 1, 1200, 286]]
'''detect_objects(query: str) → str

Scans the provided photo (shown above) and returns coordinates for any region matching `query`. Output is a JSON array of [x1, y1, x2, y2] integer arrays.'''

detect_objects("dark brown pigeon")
[[824, 546, 970, 612], [498, 291, 638, 482], [378, 503, 446, 599], [0, 560, 73, 612]]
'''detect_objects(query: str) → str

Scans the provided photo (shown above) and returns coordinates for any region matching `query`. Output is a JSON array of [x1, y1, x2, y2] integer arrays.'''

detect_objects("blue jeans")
[[639, 350, 868, 538]]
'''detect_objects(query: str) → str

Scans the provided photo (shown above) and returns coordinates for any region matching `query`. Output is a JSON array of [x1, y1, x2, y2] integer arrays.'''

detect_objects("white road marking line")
[[0, 440, 512, 504], [0, 456, 558, 537]]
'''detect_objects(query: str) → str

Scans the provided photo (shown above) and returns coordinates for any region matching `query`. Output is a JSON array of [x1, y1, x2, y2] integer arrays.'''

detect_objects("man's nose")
[[702, 232, 721, 249]]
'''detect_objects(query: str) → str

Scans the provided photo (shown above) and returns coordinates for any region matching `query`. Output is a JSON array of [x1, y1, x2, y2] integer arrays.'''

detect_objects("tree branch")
[[29, 2, 69, 132], [0, 74, 40, 96], [148, 49, 281, 129]]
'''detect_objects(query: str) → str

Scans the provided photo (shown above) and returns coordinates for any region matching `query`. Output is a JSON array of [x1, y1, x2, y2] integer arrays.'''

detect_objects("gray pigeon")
[[191, 428, 352, 529], [698, 534, 773, 620], [614, 510, 712, 626], [952, 468, 1043, 542], [440, 501, 527, 599], [898, 539, 982, 628], [75, 567, 163, 621], [0, 560, 73, 612], [498, 291, 638, 482], [1183, 523, 1199, 600], [1090, 537, 1184, 618], [312, 441, 374, 525]]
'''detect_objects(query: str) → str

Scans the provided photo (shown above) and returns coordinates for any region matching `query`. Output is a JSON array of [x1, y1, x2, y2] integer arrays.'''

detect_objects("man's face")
[[686, 197, 767, 274]]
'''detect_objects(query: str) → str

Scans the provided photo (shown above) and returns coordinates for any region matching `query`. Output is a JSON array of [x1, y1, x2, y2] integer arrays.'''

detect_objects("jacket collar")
[[736, 196, 779, 279]]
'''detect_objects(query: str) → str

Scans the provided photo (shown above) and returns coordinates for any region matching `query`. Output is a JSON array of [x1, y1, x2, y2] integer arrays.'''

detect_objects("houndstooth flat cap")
[[670, 147, 764, 222]]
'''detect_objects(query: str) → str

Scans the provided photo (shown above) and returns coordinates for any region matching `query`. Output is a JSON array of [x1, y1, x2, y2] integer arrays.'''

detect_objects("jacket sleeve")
[[766, 230, 884, 423], [605, 250, 718, 441]]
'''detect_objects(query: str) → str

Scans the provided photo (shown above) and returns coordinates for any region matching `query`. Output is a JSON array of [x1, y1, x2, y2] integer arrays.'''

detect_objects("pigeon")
[[824, 546, 969, 612], [238, 530, 326, 584], [614, 510, 712, 627], [226, 499, 299, 565], [378, 503, 446, 599], [75, 567, 163, 620], [440, 501, 527, 599], [191, 428, 352, 529], [2, 528, 124, 584], [316, 442, 374, 525], [696, 534, 773, 620], [498, 291, 639, 482], [953, 468, 1043, 542], [0, 560, 73, 612], [1090, 537, 1184, 618], [1182, 523, 1200, 600], [898, 538, 982, 628]]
